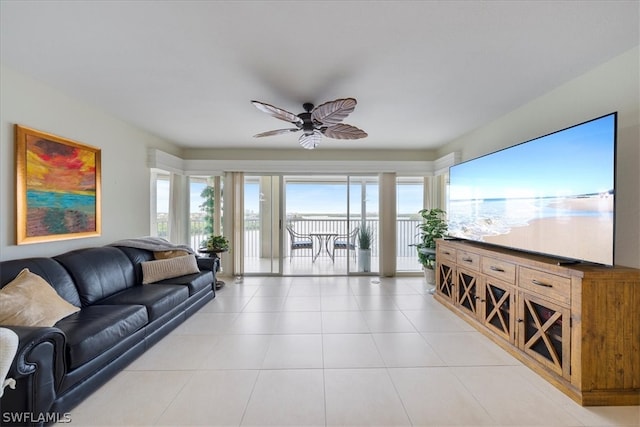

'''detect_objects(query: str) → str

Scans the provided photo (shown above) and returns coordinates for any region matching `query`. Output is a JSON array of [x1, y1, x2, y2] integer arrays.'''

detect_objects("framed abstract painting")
[[15, 125, 101, 244]]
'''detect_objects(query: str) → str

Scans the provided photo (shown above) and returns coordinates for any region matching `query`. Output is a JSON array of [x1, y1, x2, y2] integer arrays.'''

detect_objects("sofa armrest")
[[7, 326, 66, 382], [1, 326, 67, 421]]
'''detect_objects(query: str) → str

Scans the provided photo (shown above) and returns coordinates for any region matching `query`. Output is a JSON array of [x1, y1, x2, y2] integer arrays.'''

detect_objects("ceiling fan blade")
[[322, 123, 368, 140], [253, 128, 299, 138], [311, 98, 357, 126], [298, 131, 322, 149], [251, 100, 303, 125]]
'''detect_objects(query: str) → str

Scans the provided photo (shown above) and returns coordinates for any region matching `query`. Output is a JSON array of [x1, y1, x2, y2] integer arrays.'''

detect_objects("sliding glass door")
[[348, 176, 379, 275], [243, 175, 281, 274], [242, 174, 379, 276]]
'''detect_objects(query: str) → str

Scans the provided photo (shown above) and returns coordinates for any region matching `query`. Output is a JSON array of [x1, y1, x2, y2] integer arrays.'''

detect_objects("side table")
[[197, 248, 227, 290]]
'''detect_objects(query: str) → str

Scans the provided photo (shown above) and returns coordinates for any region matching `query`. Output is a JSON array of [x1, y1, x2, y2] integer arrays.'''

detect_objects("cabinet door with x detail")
[[481, 279, 515, 344], [517, 291, 571, 379]]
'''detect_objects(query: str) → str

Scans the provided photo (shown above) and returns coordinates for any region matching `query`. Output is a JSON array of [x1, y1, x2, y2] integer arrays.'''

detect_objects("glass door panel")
[[284, 176, 348, 275], [244, 176, 281, 274], [348, 176, 379, 274], [396, 177, 424, 272]]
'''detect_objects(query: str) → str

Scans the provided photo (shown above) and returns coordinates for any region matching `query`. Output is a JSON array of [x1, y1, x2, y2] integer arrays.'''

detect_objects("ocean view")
[[448, 196, 614, 241]]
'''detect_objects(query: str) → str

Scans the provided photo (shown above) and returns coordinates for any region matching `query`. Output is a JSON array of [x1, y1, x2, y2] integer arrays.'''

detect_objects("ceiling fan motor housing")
[[297, 111, 316, 135]]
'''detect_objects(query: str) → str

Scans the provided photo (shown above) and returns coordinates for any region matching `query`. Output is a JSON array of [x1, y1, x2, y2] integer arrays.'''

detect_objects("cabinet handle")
[[462, 257, 473, 263], [517, 318, 523, 323], [443, 251, 451, 255], [490, 266, 505, 272], [531, 279, 552, 288]]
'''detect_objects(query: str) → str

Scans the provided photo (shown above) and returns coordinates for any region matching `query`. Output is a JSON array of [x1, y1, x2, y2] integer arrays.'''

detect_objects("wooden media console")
[[434, 239, 640, 406]]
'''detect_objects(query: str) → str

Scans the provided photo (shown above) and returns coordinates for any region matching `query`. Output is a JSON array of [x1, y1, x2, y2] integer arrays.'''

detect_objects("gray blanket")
[[110, 237, 194, 254]]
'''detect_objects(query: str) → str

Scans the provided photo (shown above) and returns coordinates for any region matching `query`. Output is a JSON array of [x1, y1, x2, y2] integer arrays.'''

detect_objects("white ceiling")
[[1, 1, 638, 151]]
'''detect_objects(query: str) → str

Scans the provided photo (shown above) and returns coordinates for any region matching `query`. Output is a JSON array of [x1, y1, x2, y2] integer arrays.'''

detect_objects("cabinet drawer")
[[482, 257, 516, 283], [519, 267, 571, 305], [457, 251, 481, 271], [438, 245, 457, 262]]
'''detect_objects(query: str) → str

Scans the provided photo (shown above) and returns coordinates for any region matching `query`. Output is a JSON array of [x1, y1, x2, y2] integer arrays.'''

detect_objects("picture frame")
[[15, 125, 101, 244]]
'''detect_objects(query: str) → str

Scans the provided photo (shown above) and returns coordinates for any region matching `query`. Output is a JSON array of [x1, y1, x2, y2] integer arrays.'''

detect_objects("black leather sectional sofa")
[[0, 244, 216, 426]]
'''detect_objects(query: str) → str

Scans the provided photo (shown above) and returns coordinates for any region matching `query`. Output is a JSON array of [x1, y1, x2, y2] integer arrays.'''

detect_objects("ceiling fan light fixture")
[[251, 98, 367, 149]]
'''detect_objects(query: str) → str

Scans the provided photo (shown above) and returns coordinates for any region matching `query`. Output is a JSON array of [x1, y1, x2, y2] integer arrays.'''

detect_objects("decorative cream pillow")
[[141, 255, 200, 284], [0, 269, 80, 327], [153, 250, 190, 260]]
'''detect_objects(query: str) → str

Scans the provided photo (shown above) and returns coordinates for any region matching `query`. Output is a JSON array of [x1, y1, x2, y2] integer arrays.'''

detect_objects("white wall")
[[0, 65, 179, 260], [437, 47, 640, 268]]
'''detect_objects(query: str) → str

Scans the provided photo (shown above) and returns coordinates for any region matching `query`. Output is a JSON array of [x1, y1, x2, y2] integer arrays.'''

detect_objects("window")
[[397, 177, 424, 272], [189, 176, 223, 250], [152, 171, 170, 238]]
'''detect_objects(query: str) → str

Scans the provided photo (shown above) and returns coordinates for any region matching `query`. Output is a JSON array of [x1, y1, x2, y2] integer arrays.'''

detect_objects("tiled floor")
[[61, 276, 640, 426]]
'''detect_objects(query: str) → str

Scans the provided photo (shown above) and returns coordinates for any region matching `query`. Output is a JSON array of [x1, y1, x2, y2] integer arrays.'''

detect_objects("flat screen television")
[[447, 112, 617, 266]]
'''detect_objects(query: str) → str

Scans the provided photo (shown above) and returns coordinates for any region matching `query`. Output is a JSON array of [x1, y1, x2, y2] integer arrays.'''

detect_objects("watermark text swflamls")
[[2, 412, 72, 424]]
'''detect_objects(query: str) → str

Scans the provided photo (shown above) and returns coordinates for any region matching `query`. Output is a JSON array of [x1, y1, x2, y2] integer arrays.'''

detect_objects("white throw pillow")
[[141, 255, 200, 284], [0, 269, 80, 327]]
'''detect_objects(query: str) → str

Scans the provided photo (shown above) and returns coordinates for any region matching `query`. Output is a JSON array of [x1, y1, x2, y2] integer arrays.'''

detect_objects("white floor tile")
[[389, 367, 496, 426], [158, 370, 258, 426], [361, 310, 417, 332], [287, 283, 321, 297], [372, 332, 445, 367], [241, 369, 325, 426], [403, 309, 477, 332], [276, 311, 323, 334], [354, 294, 400, 310], [452, 365, 583, 426], [200, 334, 271, 369], [324, 368, 411, 426], [323, 333, 384, 368], [227, 312, 281, 334], [241, 296, 286, 312], [262, 334, 324, 369], [127, 334, 218, 370], [321, 311, 369, 333], [64, 370, 189, 425], [320, 282, 353, 296], [282, 296, 322, 311], [217, 284, 260, 297], [199, 296, 252, 313], [173, 312, 239, 334], [321, 294, 361, 311], [422, 331, 520, 366]]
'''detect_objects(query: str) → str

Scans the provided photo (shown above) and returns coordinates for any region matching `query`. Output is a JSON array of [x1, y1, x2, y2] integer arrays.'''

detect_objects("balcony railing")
[[157, 216, 421, 260]]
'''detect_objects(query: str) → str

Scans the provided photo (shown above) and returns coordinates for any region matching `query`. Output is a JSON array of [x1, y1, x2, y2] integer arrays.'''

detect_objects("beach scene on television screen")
[[448, 115, 615, 264]]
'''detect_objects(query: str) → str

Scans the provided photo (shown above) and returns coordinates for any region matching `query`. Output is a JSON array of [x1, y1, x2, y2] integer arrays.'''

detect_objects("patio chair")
[[286, 226, 313, 261], [331, 227, 359, 261]]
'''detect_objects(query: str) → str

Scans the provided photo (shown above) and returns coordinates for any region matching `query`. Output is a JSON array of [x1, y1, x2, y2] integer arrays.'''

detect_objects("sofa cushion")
[[54, 304, 148, 370], [141, 255, 200, 284], [55, 247, 137, 306], [153, 271, 214, 296], [0, 269, 80, 327], [0, 258, 81, 306], [99, 285, 188, 322]]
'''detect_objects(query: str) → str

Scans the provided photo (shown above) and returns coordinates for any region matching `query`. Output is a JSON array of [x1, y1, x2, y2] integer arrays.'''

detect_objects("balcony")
[[157, 215, 422, 275]]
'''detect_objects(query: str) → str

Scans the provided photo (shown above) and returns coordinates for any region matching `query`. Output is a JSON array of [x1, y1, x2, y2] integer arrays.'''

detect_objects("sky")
[[158, 180, 424, 216], [449, 113, 616, 200]]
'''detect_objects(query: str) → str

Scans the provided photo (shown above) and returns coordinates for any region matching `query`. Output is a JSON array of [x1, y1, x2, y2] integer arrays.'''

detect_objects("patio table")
[[309, 231, 338, 262]]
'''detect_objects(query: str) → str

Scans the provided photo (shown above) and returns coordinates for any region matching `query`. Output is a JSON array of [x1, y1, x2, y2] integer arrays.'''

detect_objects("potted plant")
[[357, 226, 372, 272], [414, 208, 448, 287], [200, 234, 229, 252]]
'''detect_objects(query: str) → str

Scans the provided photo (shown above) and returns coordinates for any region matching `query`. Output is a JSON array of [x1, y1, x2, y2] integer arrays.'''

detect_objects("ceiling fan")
[[251, 98, 368, 149]]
